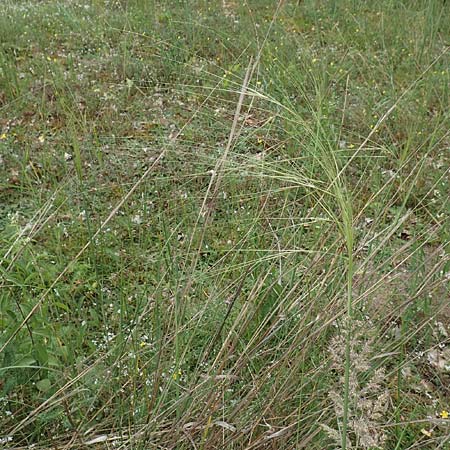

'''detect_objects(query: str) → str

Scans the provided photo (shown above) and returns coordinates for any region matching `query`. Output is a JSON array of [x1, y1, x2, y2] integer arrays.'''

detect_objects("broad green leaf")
[[36, 378, 51, 392], [15, 356, 37, 367]]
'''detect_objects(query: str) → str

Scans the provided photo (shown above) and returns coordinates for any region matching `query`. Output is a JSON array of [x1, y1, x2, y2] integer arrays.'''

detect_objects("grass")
[[0, 0, 449, 448]]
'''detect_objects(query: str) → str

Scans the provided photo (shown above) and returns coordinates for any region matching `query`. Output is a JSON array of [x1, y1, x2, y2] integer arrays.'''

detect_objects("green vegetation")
[[1, 0, 449, 448]]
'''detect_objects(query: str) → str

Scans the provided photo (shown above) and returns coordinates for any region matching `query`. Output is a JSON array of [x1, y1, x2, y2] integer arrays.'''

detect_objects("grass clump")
[[0, 0, 449, 448]]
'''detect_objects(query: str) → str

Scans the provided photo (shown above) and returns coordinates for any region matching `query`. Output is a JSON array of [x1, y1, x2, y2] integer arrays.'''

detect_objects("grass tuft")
[[1, 1, 449, 448]]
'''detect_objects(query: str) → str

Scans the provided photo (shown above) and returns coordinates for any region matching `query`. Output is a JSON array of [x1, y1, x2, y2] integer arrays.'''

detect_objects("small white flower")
[[131, 214, 142, 225]]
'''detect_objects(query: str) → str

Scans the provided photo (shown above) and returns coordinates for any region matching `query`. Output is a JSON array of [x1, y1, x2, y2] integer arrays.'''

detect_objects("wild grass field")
[[0, 0, 449, 448]]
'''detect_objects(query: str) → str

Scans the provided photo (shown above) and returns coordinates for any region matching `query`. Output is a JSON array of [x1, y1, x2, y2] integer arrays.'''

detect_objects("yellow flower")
[[139, 341, 146, 348], [172, 369, 182, 380], [440, 410, 449, 419], [0, 133, 6, 140]]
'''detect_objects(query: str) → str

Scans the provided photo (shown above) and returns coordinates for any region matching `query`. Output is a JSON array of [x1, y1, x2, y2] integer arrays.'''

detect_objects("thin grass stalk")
[[341, 217, 354, 450]]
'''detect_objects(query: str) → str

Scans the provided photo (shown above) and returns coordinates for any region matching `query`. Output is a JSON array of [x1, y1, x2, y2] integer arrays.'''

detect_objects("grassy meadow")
[[0, 0, 449, 448]]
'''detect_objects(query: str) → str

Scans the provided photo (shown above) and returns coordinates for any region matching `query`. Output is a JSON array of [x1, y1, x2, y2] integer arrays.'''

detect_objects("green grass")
[[1, 0, 449, 448]]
